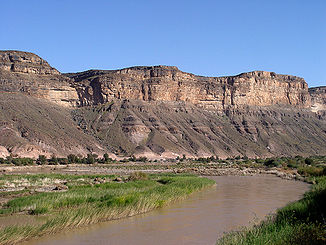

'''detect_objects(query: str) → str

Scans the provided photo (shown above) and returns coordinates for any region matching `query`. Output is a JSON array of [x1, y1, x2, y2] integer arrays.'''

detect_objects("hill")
[[0, 50, 325, 158]]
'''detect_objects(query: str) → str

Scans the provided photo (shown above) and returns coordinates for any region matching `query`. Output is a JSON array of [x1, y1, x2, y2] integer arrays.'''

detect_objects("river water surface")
[[23, 175, 309, 245]]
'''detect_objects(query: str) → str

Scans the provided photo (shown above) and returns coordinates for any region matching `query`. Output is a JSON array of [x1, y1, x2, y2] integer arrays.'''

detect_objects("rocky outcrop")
[[0, 50, 60, 75], [0, 50, 325, 159], [69, 66, 311, 110], [309, 86, 326, 114], [0, 51, 312, 110], [0, 50, 79, 107]]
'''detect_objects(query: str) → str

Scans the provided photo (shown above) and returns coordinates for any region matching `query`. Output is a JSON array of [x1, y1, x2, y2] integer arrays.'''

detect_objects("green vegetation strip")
[[0, 173, 215, 245], [216, 176, 326, 245]]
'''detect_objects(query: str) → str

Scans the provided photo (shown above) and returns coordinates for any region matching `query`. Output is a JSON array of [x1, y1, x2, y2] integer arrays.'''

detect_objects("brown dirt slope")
[[0, 93, 105, 158], [72, 99, 326, 158]]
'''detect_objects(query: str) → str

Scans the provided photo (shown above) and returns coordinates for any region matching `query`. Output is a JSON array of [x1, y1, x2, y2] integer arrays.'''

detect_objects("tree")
[[68, 154, 78, 164], [49, 154, 58, 165], [103, 153, 112, 163], [86, 154, 95, 164], [6, 155, 13, 164], [37, 155, 47, 165], [305, 158, 314, 165]]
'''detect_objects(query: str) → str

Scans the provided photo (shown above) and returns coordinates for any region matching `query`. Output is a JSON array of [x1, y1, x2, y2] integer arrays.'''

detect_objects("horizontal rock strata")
[[0, 50, 325, 158]]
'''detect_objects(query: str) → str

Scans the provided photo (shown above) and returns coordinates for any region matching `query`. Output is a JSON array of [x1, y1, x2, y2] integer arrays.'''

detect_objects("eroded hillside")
[[0, 50, 325, 158]]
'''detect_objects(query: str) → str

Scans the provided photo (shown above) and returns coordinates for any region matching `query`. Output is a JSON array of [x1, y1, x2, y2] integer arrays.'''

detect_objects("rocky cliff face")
[[309, 86, 326, 112], [0, 50, 325, 159], [69, 66, 311, 110], [0, 51, 79, 107], [0, 50, 60, 75], [0, 51, 312, 110]]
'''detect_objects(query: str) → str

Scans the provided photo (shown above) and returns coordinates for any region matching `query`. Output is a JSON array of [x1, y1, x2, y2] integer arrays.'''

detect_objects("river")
[[22, 175, 309, 245]]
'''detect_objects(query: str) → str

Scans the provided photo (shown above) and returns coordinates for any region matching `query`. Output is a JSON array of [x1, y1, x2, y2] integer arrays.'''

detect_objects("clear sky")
[[1, 0, 325, 87]]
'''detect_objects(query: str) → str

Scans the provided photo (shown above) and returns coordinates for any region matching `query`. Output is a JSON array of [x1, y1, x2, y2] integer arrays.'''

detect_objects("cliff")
[[68, 66, 311, 110], [0, 50, 325, 159], [309, 86, 326, 112], [0, 51, 79, 107], [0, 51, 312, 111]]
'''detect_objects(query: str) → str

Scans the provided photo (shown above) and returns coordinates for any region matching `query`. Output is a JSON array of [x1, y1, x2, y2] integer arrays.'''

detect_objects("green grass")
[[0, 173, 214, 245], [216, 176, 326, 245]]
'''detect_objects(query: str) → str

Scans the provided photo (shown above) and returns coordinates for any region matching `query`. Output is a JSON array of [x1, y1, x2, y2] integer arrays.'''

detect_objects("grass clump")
[[0, 174, 214, 245], [127, 171, 148, 181], [216, 176, 326, 245]]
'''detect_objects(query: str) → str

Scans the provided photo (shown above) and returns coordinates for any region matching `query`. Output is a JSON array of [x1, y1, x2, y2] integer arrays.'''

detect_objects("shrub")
[[298, 166, 324, 177], [242, 155, 249, 160], [58, 158, 68, 165], [137, 157, 148, 162], [86, 154, 95, 164], [12, 158, 34, 166], [128, 172, 148, 181], [305, 158, 314, 165], [103, 153, 112, 163], [67, 154, 78, 164], [37, 155, 47, 165], [287, 159, 298, 168], [264, 158, 280, 167], [48, 155, 58, 165]]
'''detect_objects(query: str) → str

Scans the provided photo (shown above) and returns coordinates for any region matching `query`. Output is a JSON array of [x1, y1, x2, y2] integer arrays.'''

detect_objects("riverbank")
[[0, 162, 307, 182], [0, 173, 215, 245], [216, 175, 326, 244], [19, 175, 309, 245], [1, 156, 324, 244]]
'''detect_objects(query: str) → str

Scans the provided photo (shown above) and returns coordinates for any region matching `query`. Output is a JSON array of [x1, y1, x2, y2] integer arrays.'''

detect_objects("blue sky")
[[1, 0, 325, 87]]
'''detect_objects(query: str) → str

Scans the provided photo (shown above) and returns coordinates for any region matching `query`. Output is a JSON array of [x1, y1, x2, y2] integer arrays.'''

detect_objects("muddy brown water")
[[22, 175, 309, 245]]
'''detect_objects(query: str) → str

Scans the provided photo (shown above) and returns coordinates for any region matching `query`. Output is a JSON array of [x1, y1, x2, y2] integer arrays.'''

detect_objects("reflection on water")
[[22, 175, 310, 245], [0, 215, 46, 228]]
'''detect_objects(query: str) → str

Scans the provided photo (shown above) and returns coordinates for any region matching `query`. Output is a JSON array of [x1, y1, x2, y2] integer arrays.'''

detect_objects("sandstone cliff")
[[68, 66, 311, 110], [0, 51, 313, 111], [0, 50, 325, 159], [0, 51, 79, 107]]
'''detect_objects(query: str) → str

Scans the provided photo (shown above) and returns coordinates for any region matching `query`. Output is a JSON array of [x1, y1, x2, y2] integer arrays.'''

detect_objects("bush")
[[86, 154, 95, 164], [103, 153, 113, 163], [37, 155, 47, 165], [12, 158, 34, 166], [305, 158, 314, 165], [48, 155, 58, 165], [264, 158, 280, 167], [298, 166, 324, 177], [58, 158, 68, 165], [67, 154, 78, 164], [287, 159, 298, 168], [137, 157, 148, 162], [128, 172, 148, 181]]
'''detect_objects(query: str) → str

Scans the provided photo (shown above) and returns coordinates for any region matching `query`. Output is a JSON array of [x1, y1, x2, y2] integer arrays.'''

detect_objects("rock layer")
[[0, 50, 325, 158], [69, 66, 311, 110], [0, 51, 79, 107], [309, 86, 326, 112], [0, 93, 105, 158], [72, 100, 326, 159]]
